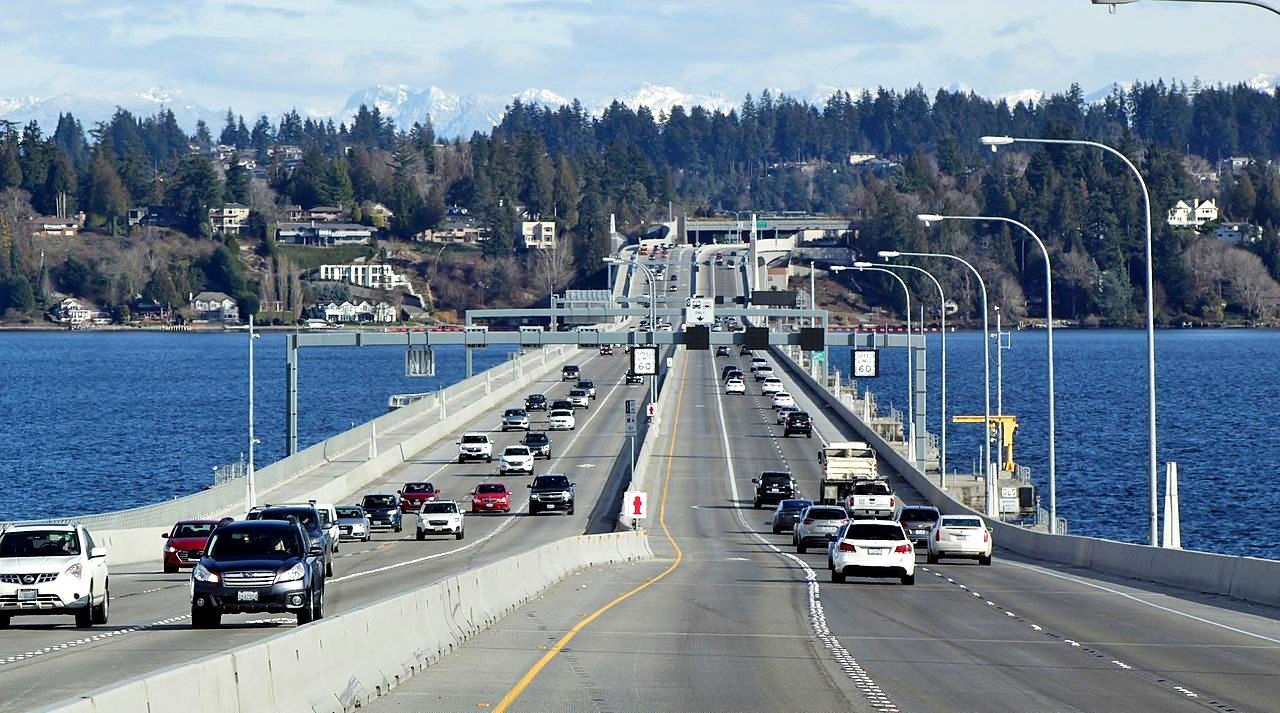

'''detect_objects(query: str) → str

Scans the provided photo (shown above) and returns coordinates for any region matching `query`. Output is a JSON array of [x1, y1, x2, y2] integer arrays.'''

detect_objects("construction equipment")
[[952, 415, 1019, 472]]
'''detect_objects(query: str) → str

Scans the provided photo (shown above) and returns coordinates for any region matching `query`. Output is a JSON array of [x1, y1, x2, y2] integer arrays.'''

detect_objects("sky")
[[1, 0, 1277, 112]]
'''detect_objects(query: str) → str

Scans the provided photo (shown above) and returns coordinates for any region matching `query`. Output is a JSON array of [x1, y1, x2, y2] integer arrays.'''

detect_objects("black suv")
[[561, 365, 580, 381], [721, 364, 740, 381], [525, 393, 548, 411], [190, 520, 326, 628], [360, 493, 403, 532], [752, 471, 797, 509], [784, 412, 813, 438], [248, 506, 334, 576], [522, 431, 552, 459], [528, 473, 575, 515]]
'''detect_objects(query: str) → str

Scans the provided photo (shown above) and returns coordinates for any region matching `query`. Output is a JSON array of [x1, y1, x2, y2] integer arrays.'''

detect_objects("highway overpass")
[[12, 244, 1280, 713]]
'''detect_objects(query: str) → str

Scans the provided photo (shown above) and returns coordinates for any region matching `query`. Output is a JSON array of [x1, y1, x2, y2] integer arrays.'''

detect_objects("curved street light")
[[883, 247, 996, 517], [868, 261, 950, 484], [982, 134, 1157, 546], [1091, 0, 1280, 16], [604, 256, 659, 403], [919, 213, 1059, 533], [832, 263, 918, 470]]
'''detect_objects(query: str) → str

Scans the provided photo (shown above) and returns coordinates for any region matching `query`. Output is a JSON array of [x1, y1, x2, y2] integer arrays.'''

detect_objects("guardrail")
[[32, 531, 653, 713], [770, 346, 1280, 609]]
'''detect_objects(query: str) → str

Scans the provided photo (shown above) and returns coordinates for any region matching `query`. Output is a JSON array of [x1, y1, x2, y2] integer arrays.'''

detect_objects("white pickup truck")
[[845, 480, 897, 519]]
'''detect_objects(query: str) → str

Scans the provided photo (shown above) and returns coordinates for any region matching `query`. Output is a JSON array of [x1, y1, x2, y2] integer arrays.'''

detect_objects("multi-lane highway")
[[361, 245, 1280, 713], [0, 252, 699, 712]]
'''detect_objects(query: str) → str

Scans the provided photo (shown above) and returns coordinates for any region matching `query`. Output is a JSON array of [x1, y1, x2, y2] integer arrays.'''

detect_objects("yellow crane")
[[951, 415, 1019, 472]]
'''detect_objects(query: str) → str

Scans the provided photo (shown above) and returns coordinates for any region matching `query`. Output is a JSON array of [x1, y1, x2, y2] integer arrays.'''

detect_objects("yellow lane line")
[[491, 362, 688, 712]]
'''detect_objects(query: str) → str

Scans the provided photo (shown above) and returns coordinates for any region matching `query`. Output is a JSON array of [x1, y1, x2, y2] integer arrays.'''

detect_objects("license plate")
[[17, 589, 36, 601], [954, 534, 969, 540], [546, 503, 558, 509], [236, 591, 258, 602], [867, 548, 887, 555]]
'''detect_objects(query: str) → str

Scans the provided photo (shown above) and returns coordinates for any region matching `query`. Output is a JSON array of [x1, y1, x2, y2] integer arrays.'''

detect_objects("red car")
[[599, 345, 613, 356], [161, 519, 219, 573], [399, 482, 441, 513], [471, 482, 511, 513]]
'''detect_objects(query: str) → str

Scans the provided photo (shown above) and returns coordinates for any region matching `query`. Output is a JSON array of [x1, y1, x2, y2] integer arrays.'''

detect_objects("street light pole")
[[605, 256, 659, 404], [884, 248, 996, 517], [920, 213, 1059, 533], [247, 314, 259, 511], [1091, 0, 1280, 16], [833, 263, 917, 470], [982, 134, 1155, 544]]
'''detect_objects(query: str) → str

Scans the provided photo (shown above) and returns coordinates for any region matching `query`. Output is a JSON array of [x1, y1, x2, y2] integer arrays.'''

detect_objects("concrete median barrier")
[[771, 347, 1280, 609], [32, 531, 651, 713]]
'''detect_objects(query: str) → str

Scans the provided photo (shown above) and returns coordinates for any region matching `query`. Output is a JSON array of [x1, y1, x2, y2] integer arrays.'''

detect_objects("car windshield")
[[363, 495, 396, 508], [206, 529, 302, 559], [779, 500, 812, 511], [403, 483, 434, 493], [336, 507, 363, 519], [0, 530, 80, 557], [504, 409, 525, 417], [534, 475, 571, 488], [845, 524, 905, 541], [551, 410, 572, 417], [901, 509, 939, 523], [421, 503, 458, 514], [259, 509, 319, 531], [853, 482, 892, 495], [172, 523, 215, 539], [570, 389, 586, 396], [944, 518, 984, 529], [505, 446, 530, 456], [477, 484, 506, 494], [807, 508, 847, 521], [315, 510, 332, 525], [461, 435, 488, 444], [525, 434, 548, 444]]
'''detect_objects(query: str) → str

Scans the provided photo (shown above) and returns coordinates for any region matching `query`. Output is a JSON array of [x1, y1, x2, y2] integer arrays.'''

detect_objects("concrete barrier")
[[771, 347, 1280, 609], [30, 531, 651, 713]]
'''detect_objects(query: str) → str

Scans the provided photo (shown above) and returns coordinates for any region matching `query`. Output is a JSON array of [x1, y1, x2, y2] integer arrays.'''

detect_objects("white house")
[[318, 263, 411, 291], [317, 300, 397, 323], [276, 222, 373, 246], [1167, 199, 1219, 228], [51, 297, 109, 325], [521, 220, 556, 250], [209, 203, 250, 236], [1214, 223, 1263, 245], [190, 291, 240, 322]]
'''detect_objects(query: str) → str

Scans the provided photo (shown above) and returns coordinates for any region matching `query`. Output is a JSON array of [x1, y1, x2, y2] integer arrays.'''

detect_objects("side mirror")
[[90, 547, 108, 559], [309, 543, 324, 556], [751, 479, 758, 484], [526, 484, 533, 488], [161, 533, 170, 538]]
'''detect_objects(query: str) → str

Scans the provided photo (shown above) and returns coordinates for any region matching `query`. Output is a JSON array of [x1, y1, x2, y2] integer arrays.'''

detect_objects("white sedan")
[[828, 520, 915, 585], [771, 392, 796, 409], [547, 409, 577, 431], [725, 377, 746, 395], [926, 515, 993, 565], [761, 378, 784, 395]]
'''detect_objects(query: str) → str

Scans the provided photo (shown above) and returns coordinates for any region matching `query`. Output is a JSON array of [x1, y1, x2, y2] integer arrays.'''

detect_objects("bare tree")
[[531, 236, 576, 297], [1224, 248, 1280, 317], [287, 263, 304, 319]]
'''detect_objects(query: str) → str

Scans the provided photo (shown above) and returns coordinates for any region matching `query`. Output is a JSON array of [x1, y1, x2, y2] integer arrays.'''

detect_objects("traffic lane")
[[375, 350, 869, 712], [0, 356, 637, 711], [918, 551, 1280, 712], [721, 362, 1211, 713]]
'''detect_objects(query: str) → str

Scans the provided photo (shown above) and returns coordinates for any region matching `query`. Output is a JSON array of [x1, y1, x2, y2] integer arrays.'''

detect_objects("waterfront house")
[[51, 297, 109, 326], [315, 300, 398, 323], [276, 222, 373, 246], [190, 291, 240, 322]]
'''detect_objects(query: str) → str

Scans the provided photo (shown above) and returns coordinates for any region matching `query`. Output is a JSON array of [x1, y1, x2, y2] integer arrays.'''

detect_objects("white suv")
[[828, 520, 915, 585], [416, 501, 465, 540], [282, 501, 341, 553], [499, 445, 535, 474], [457, 432, 494, 463], [0, 524, 110, 628]]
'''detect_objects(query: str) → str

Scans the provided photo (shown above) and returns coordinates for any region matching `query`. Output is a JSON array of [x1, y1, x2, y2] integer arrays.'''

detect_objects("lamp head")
[[852, 261, 874, 269], [877, 250, 901, 259], [980, 135, 1015, 153], [830, 265, 848, 273], [916, 213, 944, 225]]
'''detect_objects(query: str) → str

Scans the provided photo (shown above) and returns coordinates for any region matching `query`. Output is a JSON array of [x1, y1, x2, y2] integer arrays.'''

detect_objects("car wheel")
[[567, 507, 575, 515], [417, 529, 425, 541], [325, 561, 333, 578], [296, 602, 314, 626], [75, 591, 94, 628], [752, 501, 761, 510], [313, 590, 325, 620], [807, 433, 812, 439], [164, 563, 178, 574], [486, 456, 493, 463], [192, 607, 221, 629], [455, 530, 464, 540], [772, 526, 780, 534], [926, 552, 938, 565], [0, 614, 9, 629], [394, 524, 402, 533], [831, 569, 846, 583], [980, 555, 992, 566], [92, 585, 109, 625], [901, 573, 915, 586], [458, 455, 466, 463]]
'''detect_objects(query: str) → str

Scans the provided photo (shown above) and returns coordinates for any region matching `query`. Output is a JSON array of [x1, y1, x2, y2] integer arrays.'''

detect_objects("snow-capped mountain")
[[1246, 73, 1277, 92], [0, 87, 223, 133], [999, 89, 1046, 106]]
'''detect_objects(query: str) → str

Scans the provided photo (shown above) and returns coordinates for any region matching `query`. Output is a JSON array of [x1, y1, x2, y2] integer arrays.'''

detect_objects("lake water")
[[0, 332, 514, 522], [831, 328, 1280, 559]]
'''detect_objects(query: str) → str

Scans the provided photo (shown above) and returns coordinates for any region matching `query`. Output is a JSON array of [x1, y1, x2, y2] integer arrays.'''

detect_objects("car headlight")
[[165, 545, 176, 553], [276, 562, 306, 583], [192, 563, 220, 583], [63, 562, 83, 579]]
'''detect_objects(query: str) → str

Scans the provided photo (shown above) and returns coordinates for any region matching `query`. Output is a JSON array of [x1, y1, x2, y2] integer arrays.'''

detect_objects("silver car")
[[793, 505, 850, 554], [335, 505, 372, 542]]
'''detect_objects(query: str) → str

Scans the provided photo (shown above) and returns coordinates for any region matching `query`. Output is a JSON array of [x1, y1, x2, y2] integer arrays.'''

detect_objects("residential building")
[[1219, 156, 1254, 177], [51, 297, 109, 326], [365, 202, 395, 221], [424, 219, 488, 244], [848, 153, 877, 166], [209, 203, 251, 236], [318, 263, 411, 291], [521, 220, 556, 250], [131, 298, 172, 323], [270, 145, 304, 163], [190, 291, 240, 322], [281, 204, 307, 222], [306, 206, 344, 222], [276, 222, 373, 246], [127, 205, 173, 228], [314, 300, 398, 323], [1214, 223, 1263, 245], [1167, 199, 1219, 228], [30, 214, 84, 237]]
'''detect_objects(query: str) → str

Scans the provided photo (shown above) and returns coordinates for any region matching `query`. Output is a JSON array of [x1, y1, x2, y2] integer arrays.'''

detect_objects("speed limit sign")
[[852, 349, 879, 378]]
